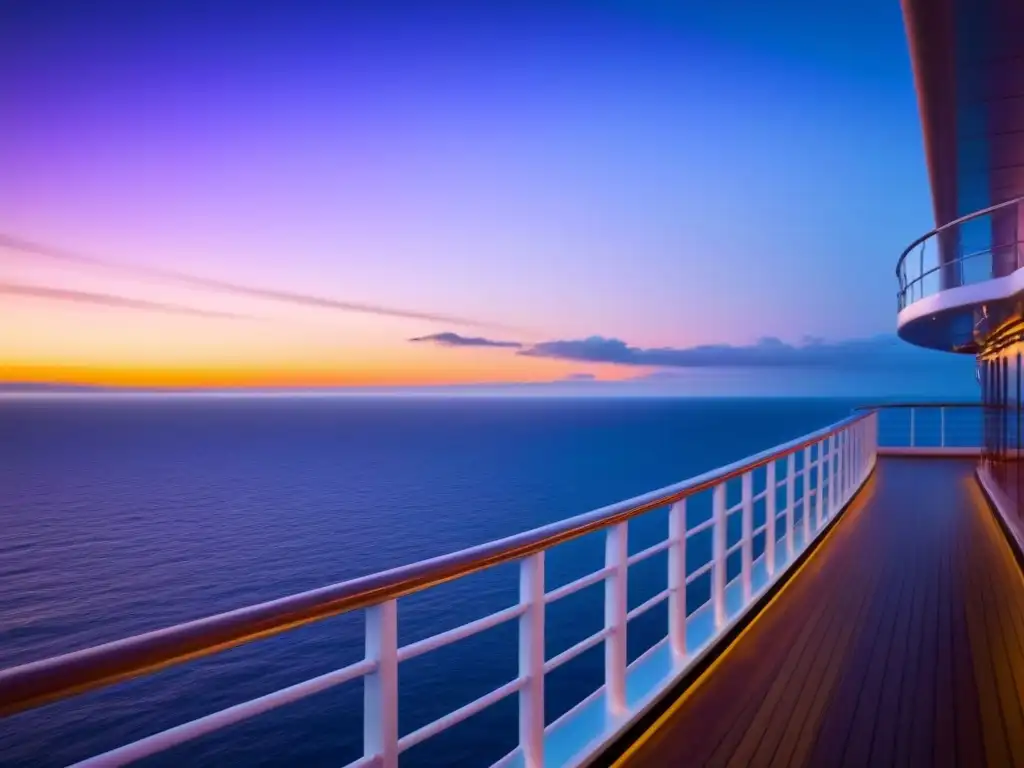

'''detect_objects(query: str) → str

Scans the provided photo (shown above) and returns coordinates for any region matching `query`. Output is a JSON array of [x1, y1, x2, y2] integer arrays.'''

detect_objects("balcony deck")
[[609, 456, 1024, 767]]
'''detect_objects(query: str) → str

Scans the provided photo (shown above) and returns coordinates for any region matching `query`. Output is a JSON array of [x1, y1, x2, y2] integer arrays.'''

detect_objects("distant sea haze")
[[0, 397, 933, 765], [0, 362, 979, 399]]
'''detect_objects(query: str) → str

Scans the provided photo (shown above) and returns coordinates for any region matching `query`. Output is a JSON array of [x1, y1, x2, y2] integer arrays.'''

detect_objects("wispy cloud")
[[0, 283, 249, 319], [413, 330, 964, 370], [409, 332, 523, 348], [519, 334, 959, 369], [0, 233, 516, 332]]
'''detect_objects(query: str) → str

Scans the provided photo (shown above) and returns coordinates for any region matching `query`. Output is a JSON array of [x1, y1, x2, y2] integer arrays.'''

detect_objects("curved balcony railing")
[[855, 402, 983, 454], [0, 412, 877, 768], [896, 195, 1024, 311]]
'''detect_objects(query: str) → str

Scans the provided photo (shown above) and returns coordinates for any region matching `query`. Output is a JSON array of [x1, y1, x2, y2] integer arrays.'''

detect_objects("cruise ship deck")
[[606, 456, 1024, 768]]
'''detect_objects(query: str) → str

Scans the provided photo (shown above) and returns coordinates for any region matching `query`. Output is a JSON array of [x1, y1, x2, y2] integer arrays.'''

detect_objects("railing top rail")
[[895, 194, 1024, 279], [0, 411, 871, 718], [854, 402, 983, 410]]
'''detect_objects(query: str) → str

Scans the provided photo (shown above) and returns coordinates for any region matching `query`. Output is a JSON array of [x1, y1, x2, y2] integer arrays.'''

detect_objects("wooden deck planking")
[[615, 458, 1024, 767]]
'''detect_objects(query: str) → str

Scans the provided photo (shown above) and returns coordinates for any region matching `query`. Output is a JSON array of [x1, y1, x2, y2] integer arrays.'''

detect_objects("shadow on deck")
[[608, 457, 1024, 767]]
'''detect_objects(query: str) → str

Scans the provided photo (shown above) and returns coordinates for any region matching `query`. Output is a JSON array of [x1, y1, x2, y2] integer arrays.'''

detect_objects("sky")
[[0, 0, 977, 395]]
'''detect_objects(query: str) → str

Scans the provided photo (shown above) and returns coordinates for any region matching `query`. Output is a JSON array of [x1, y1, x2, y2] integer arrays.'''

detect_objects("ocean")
[[0, 396, 866, 767]]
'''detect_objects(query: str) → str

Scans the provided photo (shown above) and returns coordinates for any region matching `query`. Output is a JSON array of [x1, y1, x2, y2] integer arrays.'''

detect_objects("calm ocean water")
[[0, 396, 864, 767]]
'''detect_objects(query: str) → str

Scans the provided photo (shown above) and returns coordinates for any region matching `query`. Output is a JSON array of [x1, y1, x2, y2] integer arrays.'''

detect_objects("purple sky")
[[0, 0, 974, 393]]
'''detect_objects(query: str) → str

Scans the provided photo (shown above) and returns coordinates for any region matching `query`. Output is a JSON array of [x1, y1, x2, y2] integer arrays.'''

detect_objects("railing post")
[[871, 412, 879, 470], [364, 600, 399, 768], [845, 429, 852, 501], [605, 523, 628, 715], [846, 426, 853, 488], [940, 406, 946, 447], [854, 423, 861, 483], [839, 430, 847, 505], [765, 461, 776, 576], [785, 453, 796, 559], [860, 420, 868, 481], [909, 407, 916, 447], [712, 483, 727, 628], [861, 420, 868, 478], [741, 472, 753, 603], [668, 500, 687, 658], [827, 435, 837, 518], [518, 554, 545, 767], [802, 446, 812, 545], [816, 442, 826, 530], [854, 424, 860, 485]]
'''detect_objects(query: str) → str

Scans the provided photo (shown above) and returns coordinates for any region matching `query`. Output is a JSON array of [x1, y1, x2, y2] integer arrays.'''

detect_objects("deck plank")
[[706, 590, 835, 767], [839, 535, 912, 768], [948, 509, 986, 768], [894, 514, 934, 768], [930, 533, 957, 768], [771, 536, 885, 768], [615, 458, 1024, 768]]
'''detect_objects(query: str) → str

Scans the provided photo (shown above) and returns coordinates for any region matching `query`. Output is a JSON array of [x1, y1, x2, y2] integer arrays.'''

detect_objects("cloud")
[[409, 332, 523, 348], [518, 334, 963, 370], [0, 233, 516, 332], [409, 330, 963, 371], [0, 283, 249, 320]]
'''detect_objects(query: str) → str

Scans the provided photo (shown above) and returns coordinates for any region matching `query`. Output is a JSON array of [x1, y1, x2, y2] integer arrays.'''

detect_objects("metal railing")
[[856, 403, 983, 454], [0, 412, 878, 768], [896, 195, 1024, 311]]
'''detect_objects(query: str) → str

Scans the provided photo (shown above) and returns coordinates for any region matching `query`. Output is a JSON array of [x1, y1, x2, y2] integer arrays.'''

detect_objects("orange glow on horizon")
[[2, 290, 644, 388], [3, 361, 639, 389]]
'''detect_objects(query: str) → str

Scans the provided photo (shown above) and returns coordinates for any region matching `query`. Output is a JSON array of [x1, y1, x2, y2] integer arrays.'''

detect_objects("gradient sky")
[[0, 0, 974, 393]]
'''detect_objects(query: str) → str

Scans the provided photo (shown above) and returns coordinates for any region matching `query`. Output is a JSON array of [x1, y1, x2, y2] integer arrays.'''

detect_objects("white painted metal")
[[23, 412, 880, 768], [685, 560, 714, 585], [627, 588, 671, 621], [827, 435, 836, 518], [627, 538, 673, 565], [604, 523, 628, 714], [765, 461, 776, 576], [741, 472, 753, 602], [844, 430, 851, 503], [785, 453, 796, 559], [877, 446, 981, 457], [365, 601, 399, 768], [687, 517, 715, 536], [851, 427, 858, 496], [400, 604, 526, 662], [518, 554, 545, 767], [668, 500, 687, 657], [400, 678, 524, 752], [895, 196, 1024, 349], [837, 432, 846, 506], [69, 660, 379, 768], [545, 567, 612, 604], [816, 442, 826, 529], [803, 446, 813, 542], [847, 431, 853, 503], [544, 628, 610, 674], [712, 483, 727, 629], [852, 425, 859, 491]]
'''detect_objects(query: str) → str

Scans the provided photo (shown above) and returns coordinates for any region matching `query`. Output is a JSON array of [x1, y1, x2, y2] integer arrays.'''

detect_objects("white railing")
[[860, 402, 983, 456], [896, 195, 1024, 311], [0, 412, 878, 768]]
